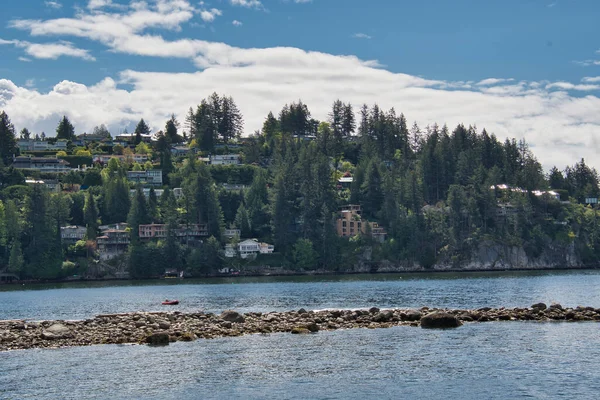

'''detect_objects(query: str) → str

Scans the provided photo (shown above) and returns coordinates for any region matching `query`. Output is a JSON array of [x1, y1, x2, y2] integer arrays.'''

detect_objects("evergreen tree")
[[218, 96, 244, 143], [235, 203, 251, 238], [361, 159, 384, 218], [104, 177, 130, 224], [24, 185, 62, 279], [262, 111, 279, 140], [56, 116, 76, 141], [128, 187, 150, 241], [341, 103, 356, 137], [183, 163, 224, 239], [20, 128, 31, 140], [0, 111, 18, 165], [134, 119, 150, 145], [245, 168, 270, 237], [8, 239, 24, 274], [148, 188, 159, 223], [84, 191, 99, 240], [165, 114, 183, 144], [184, 107, 196, 142]]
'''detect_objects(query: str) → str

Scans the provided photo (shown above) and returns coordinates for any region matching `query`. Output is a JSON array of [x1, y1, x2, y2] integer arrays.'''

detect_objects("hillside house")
[[13, 156, 72, 173], [97, 229, 130, 260], [127, 170, 163, 186], [225, 239, 275, 259], [336, 205, 387, 243], [61, 225, 87, 244], [138, 224, 208, 243], [210, 154, 241, 165]]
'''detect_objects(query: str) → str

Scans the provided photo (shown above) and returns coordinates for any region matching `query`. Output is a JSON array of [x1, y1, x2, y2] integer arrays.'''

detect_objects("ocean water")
[[2, 270, 600, 399], [2, 270, 600, 321]]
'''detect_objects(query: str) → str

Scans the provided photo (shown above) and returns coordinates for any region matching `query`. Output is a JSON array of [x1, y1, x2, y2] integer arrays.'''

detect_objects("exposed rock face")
[[2, 305, 600, 351], [420, 312, 462, 329]]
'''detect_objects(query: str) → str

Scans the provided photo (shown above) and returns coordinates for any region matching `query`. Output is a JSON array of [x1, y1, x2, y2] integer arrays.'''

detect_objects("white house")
[[210, 154, 241, 166], [225, 239, 275, 259]]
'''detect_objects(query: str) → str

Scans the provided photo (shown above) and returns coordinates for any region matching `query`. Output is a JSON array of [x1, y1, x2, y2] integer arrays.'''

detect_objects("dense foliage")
[[1, 97, 600, 280]]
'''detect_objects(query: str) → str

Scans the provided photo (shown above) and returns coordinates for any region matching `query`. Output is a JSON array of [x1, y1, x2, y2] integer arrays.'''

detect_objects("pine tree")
[[235, 203, 251, 238], [165, 114, 182, 144], [20, 128, 31, 140], [0, 111, 18, 165], [341, 103, 356, 137], [262, 111, 279, 140], [128, 187, 150, 242], [84, 191, 99, 239], [245, 169, 270, 237], [134, 119, 150, 145], [56, 116, 76, 141], [8, 238, 24, 274]]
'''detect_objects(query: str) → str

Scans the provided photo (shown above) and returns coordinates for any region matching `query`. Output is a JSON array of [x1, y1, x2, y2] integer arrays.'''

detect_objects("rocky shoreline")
[[1, 303, 599, 351]]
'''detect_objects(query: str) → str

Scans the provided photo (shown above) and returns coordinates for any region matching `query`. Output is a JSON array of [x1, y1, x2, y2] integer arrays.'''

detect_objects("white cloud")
[[2, 1, 600, 172], [294, 0, 312, 3], [88, 0, 113, 10], [230, 0, 263, 9], [352, 33, 372, 39], [232, 20, 243, 27], [45, 1, 62, 9], [574, 60, 600, 67], [476, 78, 514, 86], [200, 8, 222, 22], [582, 76, 600, 83], [25, 79, 36, 88], [545, 82, 600, 91], [18, 57, 32, 62], [0, 38, 95, 61]]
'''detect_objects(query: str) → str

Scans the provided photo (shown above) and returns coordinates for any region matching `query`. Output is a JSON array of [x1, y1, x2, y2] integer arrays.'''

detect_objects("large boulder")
[[220, 310, 245, 323], [531, 303, 547, 311], [41, 323, 73, 340], [401, 310, 422, 322], [373, 310, 394, 323], [145, 332, 170, 346], [420, 312, 462, 329]]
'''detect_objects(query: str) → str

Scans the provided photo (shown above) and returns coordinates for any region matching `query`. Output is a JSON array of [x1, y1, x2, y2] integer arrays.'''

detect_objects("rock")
[[158, 322, 171, 330], [180, 332, 196, 342], [220, 321, 232, 329], [477, 307, 492, 312], [220, 310, 245, 323], [134, 321, 145, 328], [420, 312, 462, 329], [369, 307, 380, 314], [403, 310, 422, 321], [145, 332, 170, 346], [549, 303, 563, 310], [291, 327, 310, 334], [373, 311, 393, 323], [41, 323, 73, 340], [531, 303, 547, 310], [305, 322, 319, 333], [297, 308, 308, 314]]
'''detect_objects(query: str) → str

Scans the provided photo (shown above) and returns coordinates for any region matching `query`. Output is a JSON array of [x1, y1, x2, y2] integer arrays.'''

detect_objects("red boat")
[[162, 299, 179, 305]]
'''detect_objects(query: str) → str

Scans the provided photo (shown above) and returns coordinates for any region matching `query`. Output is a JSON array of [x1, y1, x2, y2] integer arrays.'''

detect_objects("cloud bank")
[[0, 0, 599, 172]]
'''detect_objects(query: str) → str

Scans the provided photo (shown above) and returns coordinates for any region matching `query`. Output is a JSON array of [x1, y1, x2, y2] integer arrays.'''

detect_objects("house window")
[[342, 221, 347, 227]]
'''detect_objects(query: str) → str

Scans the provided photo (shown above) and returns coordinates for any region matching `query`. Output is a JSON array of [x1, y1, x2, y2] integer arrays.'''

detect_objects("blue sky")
[[1, 0, 600, 169]]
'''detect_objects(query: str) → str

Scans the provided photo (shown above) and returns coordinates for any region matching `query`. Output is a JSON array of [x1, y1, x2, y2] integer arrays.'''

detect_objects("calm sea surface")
[[2, 270, 600, 399]]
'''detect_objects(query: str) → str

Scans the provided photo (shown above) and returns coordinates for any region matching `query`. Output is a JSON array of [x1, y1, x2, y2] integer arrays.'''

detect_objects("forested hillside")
[[1, 95, 599, 280]]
